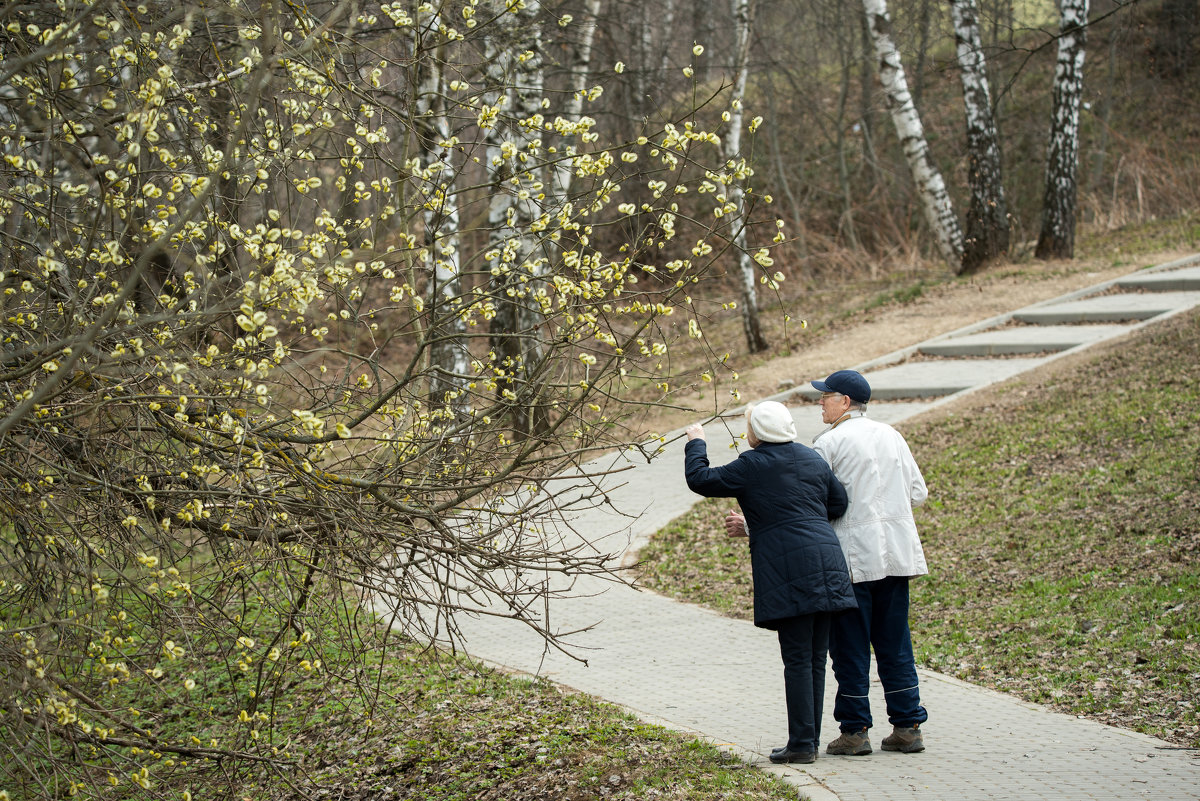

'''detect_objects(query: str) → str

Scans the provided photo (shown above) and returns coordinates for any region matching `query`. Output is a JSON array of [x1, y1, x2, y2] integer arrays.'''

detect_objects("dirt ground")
[[636, 247, 1195, 435]]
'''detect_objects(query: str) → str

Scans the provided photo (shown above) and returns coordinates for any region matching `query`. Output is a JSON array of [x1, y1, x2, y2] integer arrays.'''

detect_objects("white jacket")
[[813, 411, 928, 583]]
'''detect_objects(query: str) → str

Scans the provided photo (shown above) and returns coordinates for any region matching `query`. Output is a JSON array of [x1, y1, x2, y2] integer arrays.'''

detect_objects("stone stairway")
[[788, 254, 1200, 405]]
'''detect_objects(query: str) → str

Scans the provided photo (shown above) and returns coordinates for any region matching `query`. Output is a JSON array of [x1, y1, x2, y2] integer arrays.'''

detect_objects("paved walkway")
[[419, 255, 1200, 800]]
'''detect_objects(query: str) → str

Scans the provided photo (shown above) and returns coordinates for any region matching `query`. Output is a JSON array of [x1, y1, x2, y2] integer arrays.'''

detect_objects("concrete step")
[[794, 357, 1050, 401], [1116, 264, 1200, 291], [918, 323, 1132, 357], [1013, 291, 1200, 324]]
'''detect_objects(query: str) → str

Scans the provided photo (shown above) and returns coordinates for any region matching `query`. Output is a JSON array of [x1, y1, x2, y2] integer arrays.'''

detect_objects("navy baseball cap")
[[811, 370, 871, 403]]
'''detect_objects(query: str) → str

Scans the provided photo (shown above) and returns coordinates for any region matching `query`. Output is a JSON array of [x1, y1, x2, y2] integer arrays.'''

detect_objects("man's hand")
[[724, 510, 747, 538], [685, 423, 705, 441]]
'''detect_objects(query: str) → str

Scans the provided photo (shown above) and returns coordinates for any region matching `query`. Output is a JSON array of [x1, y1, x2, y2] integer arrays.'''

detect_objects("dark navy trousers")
[[829, 576, 929, 732], [776, 612, 833, 752]]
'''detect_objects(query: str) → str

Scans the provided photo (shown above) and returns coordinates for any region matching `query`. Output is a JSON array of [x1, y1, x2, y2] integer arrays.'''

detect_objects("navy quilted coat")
[[684, 439, 857, 630]]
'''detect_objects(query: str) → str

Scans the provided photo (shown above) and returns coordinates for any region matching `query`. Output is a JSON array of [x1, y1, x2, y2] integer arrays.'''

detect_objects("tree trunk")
[[414, 40, 471, 413], [858, 7, 881, 184], [862, 0, 963, 266], [693, 0, 715, 84], [726, 0, 769, 354], [912, 0, 933, 110], [1152, 0, 1199, 78], [835, 69, 861, 253], [764, 74, 808, 257], [1035, 0, 1089, 261], [832, 24, 861, 253], [551, 0, 602, 200], [658, 0, 679, 78], [484, 0, 550, 435], [951, 0, 1010, 273], [635, 2, 653, 115], [1089, 26, 1118, 192]]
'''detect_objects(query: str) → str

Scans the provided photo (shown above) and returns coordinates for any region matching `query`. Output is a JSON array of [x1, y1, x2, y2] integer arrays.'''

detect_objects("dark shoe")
[[769, 747, 816, 764], [881, 724, 924, 753], [826, 728, 872, 755]]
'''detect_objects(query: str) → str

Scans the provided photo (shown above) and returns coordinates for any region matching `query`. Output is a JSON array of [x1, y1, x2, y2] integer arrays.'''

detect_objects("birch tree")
[[951, 0, 1010, 272], [413, 25, 472, 413], [1035, 0, 1090, 260], [482, 0, 553, 436], [862, 0, 964, 266], [552, 0, 604, 200], [725, 0, 770, 353]]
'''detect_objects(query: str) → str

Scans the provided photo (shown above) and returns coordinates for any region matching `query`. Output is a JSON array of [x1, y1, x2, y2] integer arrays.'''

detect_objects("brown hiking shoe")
[[880, 724, 924, 753], [825, 728, 872, 755]]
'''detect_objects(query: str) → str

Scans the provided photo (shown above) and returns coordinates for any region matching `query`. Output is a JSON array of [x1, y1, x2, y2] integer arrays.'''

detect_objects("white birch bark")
[[550, 0, 602, 200], [1035, 0, 1089, 260], [482, 0, 549, 428], [862, 0, 963, 265], [725, 0, 768, 353], [951, 0, 1010, 272], [511, 15, 548, 344], [414, 32, 471, 412]]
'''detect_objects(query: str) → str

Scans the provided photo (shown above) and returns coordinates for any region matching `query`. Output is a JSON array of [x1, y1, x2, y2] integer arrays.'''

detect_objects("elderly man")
[[810, 369, 929, 756], [724, 370, 930, 756]]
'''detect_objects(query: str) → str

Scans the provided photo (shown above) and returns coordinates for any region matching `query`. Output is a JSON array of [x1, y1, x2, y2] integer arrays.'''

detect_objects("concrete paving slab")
[[453, 574, 1200, 801], [1117, 264, 1200, 291], [917, 323, 1132, 356], [1013, 291, 1200, 323]]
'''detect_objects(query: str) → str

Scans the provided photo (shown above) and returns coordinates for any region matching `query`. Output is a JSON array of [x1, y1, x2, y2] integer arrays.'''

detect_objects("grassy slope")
[[637, 307, 1200, 748], [905, 308, 1200, 745]]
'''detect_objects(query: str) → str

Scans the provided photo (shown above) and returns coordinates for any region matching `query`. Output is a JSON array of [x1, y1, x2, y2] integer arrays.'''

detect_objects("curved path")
[[413, 255, 1200, 800]]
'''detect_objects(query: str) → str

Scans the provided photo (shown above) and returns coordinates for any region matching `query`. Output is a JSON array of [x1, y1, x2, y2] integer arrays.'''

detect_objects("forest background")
[[2, 0, 1199, 799]]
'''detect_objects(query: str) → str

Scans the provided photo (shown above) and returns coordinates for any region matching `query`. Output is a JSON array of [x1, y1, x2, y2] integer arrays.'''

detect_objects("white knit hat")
[[747, 401, 797, 443]]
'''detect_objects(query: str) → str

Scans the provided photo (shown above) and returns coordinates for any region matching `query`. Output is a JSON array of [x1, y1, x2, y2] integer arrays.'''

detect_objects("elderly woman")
[[684, 400, 856, 764]]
